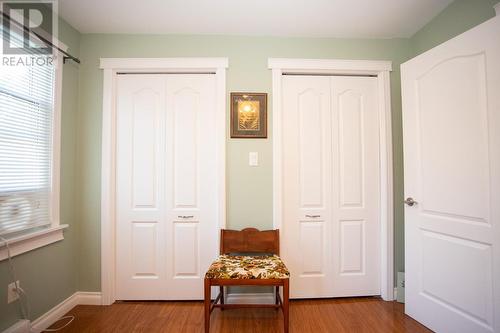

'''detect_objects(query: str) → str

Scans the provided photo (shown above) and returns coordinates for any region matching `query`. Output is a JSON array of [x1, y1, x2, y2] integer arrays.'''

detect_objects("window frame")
[[0, 38, 68, 261]]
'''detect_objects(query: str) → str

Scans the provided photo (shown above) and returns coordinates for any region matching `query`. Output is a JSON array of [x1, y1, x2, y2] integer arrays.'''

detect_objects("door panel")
[[131, 221, 160, 277], [298, 221, 325, 276], [116, 75, 167, 300], [115, 74, 218, 300], [402, 15, 500, 333], [173, 88, 199, 208], [165, 75, 218, 299], [173, 222, 199, 277], [417, 54, 489, 222], [338, 90, 364, 207], [421, 231, 493, 325], [131, 90, 160, 208], [282, 75, 332, 297], [298, 89, 325, 208], [339, 219, 364, 274], [331, 76, 380, 297]]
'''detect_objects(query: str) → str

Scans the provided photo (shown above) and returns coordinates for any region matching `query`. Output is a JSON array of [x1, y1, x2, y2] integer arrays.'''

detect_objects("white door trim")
[[100, 58, 228, 305], [269, 58, 394, 301]]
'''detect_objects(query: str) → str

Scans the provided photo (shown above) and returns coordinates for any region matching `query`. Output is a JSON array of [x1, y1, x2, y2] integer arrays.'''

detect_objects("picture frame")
[[230, 92, 267, 138]]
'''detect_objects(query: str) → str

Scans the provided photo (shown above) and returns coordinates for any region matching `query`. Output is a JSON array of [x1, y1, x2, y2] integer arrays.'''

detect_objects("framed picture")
[[230, 92, 267, 138]]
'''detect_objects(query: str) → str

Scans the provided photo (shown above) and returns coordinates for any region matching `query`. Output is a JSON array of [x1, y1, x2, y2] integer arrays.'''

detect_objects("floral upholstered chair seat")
[[205, 255, 290, 279]]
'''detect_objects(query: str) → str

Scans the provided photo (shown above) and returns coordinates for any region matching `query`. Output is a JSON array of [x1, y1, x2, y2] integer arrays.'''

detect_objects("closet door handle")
[[305, 214, 321, 218], [177, 215, 194, 219]]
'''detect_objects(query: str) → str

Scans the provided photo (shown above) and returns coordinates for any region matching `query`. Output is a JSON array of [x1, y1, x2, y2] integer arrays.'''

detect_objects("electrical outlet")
[[7, 281, 20, 304]]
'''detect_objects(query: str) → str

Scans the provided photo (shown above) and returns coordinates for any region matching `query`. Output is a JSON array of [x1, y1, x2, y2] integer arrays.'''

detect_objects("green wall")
[[0, 18, 81, 331], [76, 35, 411, 291], [411, 0, 498, 55]]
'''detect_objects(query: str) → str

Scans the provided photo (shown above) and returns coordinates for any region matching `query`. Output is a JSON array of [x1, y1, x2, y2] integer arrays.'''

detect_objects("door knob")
[[404, 197, 418, 206]]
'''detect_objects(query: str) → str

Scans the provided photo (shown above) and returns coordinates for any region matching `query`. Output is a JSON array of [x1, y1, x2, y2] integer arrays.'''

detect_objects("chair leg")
[[204, 279, 211, 333], [283, 279, 289, 333], [275, 286, 280, 311], [220, 286, 224, 311]]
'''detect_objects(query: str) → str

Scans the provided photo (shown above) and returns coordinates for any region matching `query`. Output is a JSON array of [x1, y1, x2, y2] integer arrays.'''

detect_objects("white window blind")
[[0, 31, 56, 236]]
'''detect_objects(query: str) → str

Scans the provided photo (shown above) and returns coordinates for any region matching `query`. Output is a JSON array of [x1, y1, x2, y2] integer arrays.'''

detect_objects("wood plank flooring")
[[50, 297, 432, 332]]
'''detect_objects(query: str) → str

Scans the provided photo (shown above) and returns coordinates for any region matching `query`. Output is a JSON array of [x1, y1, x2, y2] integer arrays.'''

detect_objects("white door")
[[282, 75, 333, 298], [115, 74, 218, 300], [330, 76, 381, 297], [281, 75, 381, 298], [402, 16, 500, 333]]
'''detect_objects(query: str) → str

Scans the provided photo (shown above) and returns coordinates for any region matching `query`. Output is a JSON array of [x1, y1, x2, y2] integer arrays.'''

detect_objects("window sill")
[[0, 225, 69, 261]]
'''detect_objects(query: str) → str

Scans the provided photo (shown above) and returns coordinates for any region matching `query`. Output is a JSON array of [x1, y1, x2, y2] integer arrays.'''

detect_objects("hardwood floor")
[[50, 297, 432, 333]]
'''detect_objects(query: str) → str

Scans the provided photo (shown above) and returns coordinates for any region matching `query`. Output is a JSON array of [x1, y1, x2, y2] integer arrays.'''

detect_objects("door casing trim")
[[100, 58, 228, 305], [268, 58, 394, 301]]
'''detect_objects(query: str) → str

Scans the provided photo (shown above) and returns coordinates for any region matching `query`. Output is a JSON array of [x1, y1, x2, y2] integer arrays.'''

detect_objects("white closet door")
[[282, 75, 334, 298], [116, 75, 168, 299], [115, 74, 218, 300], [164, 75, 218, 299], [281, 75, 380, 298], [331, 76, 380, 297]]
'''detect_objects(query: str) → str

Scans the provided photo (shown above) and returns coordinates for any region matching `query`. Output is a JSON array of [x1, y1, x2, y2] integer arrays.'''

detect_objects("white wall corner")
[[495, 2, 500, 16]]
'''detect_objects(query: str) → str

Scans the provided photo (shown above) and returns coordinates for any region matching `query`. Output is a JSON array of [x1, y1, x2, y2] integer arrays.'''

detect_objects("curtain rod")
[[1, 11, 81, 64]]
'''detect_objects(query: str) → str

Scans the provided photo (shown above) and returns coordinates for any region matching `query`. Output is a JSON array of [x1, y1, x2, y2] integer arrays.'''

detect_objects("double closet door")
[[281, 75, 381, 298], [115, 74, 218, 300]]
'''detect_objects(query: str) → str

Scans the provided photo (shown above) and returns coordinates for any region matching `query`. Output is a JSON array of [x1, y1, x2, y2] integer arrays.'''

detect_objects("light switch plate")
[[249, 152, 258, 166], [7, 281, 20, 304]]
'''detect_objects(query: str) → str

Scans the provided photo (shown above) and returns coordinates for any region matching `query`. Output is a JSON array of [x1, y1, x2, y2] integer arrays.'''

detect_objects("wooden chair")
[[204, 228, 290, 333]]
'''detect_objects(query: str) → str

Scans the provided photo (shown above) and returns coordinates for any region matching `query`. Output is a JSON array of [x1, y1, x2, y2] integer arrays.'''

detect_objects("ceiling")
[[58, 0, 454, 38]]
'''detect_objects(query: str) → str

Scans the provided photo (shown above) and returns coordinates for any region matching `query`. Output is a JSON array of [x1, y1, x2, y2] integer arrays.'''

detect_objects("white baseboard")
[[393, 287, 398, 300], [225, 292, 275, 304], [5, 291, 273, 332], [30, 291, 102, 331], [76, 291, 102, 305]]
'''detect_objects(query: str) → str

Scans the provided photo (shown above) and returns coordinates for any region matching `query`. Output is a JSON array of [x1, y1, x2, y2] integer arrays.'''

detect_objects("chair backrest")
[[220, 228, 280, 255]]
